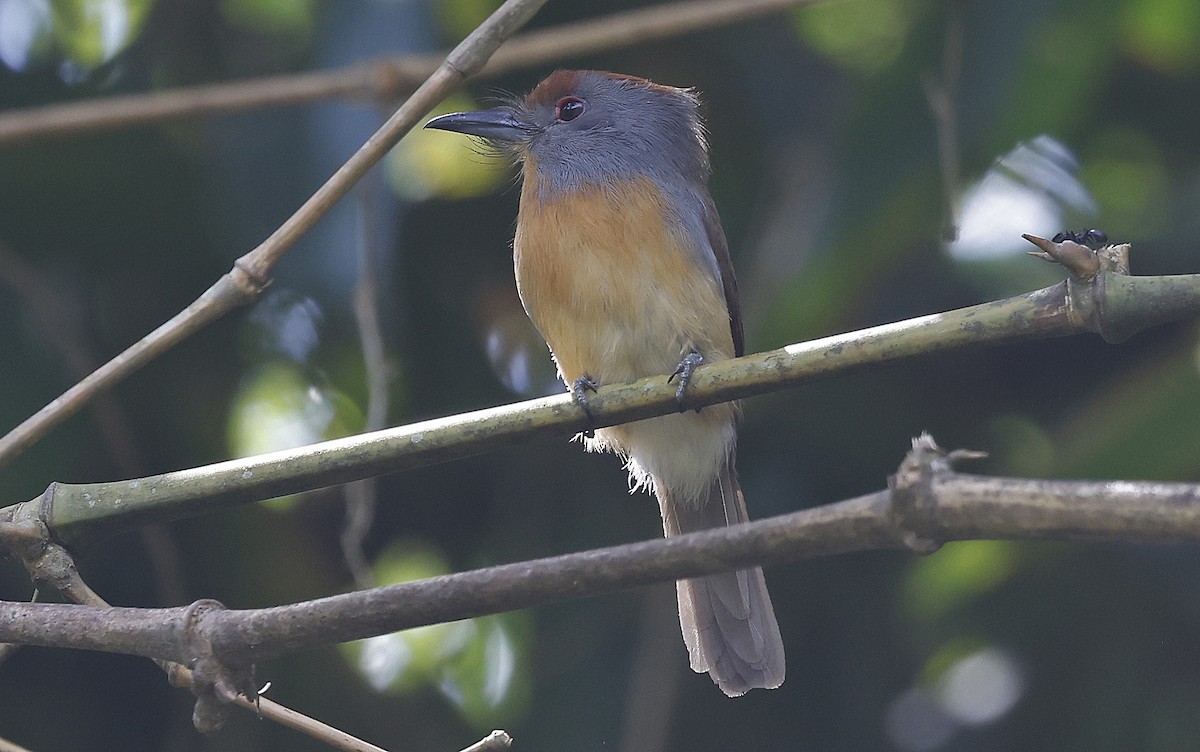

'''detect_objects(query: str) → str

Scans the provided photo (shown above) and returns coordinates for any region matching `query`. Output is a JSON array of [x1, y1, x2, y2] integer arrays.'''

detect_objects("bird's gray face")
[[425, 71, 709, 195]]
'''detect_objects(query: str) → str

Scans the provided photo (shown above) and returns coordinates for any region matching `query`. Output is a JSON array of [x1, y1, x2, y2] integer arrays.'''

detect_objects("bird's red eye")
[[555, 96, 585, 123]]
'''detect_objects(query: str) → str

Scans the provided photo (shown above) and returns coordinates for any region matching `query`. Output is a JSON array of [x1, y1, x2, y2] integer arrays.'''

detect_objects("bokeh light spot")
[[341, 542, 532, 727], [794, 0, 920, 74], [1122, 0, 1200, 73], [1081, 128, 1169, 237], [948, 136, 1096, 261], [219, 0, 317, 35], [227, 361, 363, 508], [49, 0, 153, 73], [901, 540, 1018, 623], [885, 687, 957, 751], [936, 647, 1025, 726], [389, 94, 508, 200], [0, 0, 52, 72]]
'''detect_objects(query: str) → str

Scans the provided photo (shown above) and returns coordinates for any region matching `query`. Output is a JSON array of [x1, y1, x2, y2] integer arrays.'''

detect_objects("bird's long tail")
[[656, 452, 785, 696]]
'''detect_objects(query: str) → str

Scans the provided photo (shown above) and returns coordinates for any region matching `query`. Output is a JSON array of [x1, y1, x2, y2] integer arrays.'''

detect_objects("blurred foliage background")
[[3, 0, 1200, 750]]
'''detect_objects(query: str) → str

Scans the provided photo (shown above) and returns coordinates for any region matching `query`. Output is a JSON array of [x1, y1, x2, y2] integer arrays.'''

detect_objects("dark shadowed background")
[[3, 1, 1200, 750]]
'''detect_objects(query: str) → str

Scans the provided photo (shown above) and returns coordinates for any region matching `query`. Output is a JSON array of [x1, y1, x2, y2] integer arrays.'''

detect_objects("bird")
[[425, 70, 784, 696]]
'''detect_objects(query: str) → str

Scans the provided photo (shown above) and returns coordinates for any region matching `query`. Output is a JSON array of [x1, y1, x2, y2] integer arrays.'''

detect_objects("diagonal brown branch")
[[0, 0, 817, 148], [0, 0, 551, 470]]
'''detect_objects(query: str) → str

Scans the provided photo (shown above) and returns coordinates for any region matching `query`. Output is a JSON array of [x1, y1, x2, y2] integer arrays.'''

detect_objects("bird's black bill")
[[423, 108, 526, 142]]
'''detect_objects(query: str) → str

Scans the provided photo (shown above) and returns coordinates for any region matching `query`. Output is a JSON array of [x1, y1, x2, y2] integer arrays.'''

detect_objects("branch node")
[[0, 489, 103, 603], [183, 598, 253, 735], [230, 256, 273, 296], [0, 503, 49, 563], [1098, 243, 1132, 275], [1022, 234, 1137, 343], [443, 59, 467, 80], [888, 433, 979, 555], [31, 542, 92, 599]]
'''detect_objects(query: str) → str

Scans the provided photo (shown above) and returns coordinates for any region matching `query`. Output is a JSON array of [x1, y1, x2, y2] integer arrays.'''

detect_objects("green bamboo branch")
[[5, 240, 1200, 549]]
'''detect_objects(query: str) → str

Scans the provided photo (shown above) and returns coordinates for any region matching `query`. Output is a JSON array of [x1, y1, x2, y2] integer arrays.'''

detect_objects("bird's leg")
[[668, 350, 705, 413], [571, 374, 599, 438]]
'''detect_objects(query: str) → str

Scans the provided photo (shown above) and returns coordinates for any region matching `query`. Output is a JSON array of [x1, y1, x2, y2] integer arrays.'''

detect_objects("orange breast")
[[513, 164, 734, 387]]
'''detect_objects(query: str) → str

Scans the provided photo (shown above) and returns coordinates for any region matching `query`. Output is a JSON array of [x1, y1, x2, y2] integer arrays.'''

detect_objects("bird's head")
[[424, 70, 709, 193]]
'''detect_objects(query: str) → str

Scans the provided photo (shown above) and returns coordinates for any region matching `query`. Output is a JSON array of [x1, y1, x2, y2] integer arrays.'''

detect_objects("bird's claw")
[[571, 375, 599, 438], [668, 351, 704, 413]]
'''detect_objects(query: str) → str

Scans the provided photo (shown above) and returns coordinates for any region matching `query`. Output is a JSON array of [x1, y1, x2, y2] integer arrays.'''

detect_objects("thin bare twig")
[[341, 183, 391, 588], [0, 246, 139, 463], [0, 270, 256, 467], [0, 0, 551, 469], [619, 585, 681, 752], [232, 691, 390, 752], [0, 0, 817, 147], [922, 4, 964, 240], [0, 244, 187, 608]]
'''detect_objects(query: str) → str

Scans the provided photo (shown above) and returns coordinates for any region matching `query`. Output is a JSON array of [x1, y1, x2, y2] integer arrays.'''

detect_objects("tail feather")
[[657, 453, 785, 696]]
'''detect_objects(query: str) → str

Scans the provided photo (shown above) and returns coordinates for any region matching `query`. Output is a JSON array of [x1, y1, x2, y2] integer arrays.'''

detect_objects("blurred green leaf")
[[900, 540, 1020, 624], [343, 543, 476, 692], [389, 94, 509, 200], [992, 16, 1112, 150], [341, 541, 532, 727], [433, 0, 503, 41], [438, 612, 532, 728], [228, 362, 363, 456], [227, 362, 363, 509], [983, 413, 1057, 478], [49, 0, 154, 70], [793, 0, 922, 74], [919, 635, 992, 686], [1081, 127, 1170, 238], [218, 0, 317, 36], [1055, 329, 1200, 479], [1122, 0, 1200, 72]]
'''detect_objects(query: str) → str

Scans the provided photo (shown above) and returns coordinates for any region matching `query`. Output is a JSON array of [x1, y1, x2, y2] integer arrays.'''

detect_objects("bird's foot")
[[668, 351, 704, 413], [571, 374, 599, 438]]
